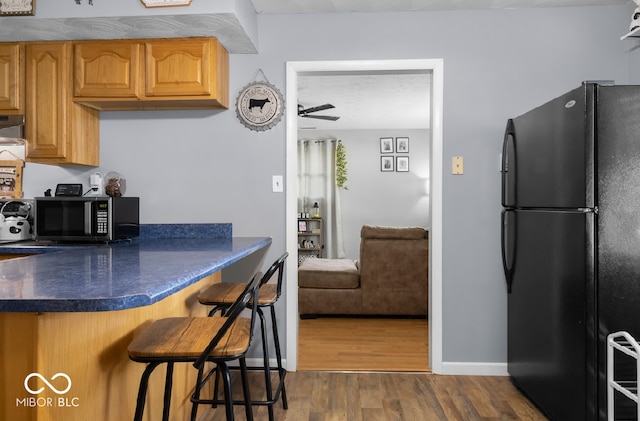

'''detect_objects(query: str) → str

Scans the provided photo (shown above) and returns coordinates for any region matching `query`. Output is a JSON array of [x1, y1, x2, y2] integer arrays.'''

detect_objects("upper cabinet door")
[[73, 41, 141, 98], [72, 37, 228, 110], [26, 42, 99, 166], [0, 44, 24, 113], [145, 38, 213, 97], [25, 43, 69, 160]]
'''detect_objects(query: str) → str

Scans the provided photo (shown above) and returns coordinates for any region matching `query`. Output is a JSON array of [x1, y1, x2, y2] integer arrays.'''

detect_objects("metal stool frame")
[[200, 252, 289, 421], [129, 273, 262, 421]]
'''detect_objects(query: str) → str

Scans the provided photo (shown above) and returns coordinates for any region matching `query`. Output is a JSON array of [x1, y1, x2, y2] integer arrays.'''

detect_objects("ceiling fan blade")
[[298, 103, 335, 114], [301, 115, 340, 121]]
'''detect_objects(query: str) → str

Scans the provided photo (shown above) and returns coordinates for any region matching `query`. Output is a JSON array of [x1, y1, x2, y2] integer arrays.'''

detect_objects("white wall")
[[301, 129, 430, 260], [626, 3, 640, 83], [13, 4, 631, 365]]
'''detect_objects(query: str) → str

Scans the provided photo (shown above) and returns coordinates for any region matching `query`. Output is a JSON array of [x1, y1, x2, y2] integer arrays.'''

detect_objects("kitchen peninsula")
[[0, 224, 271, 421]]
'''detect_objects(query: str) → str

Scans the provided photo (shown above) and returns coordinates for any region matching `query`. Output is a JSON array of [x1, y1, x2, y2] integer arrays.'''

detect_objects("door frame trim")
[[285, 59, 444, 373]]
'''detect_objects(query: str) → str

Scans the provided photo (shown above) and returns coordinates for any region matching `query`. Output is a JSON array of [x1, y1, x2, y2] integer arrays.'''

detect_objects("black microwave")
[[34, 196, 139, 242]]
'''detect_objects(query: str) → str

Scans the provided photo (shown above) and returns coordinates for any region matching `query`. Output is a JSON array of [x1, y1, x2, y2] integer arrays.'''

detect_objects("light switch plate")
[[452, 156, 464, 175], [272, 175, 284, 192]]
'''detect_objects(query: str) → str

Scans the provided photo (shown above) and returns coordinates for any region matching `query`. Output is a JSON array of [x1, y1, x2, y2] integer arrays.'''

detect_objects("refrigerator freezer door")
[[506, 209, 593, 421], [503, 85, 594, 209]]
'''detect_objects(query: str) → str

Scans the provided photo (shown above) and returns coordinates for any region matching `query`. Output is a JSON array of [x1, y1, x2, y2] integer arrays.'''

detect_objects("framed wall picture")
[[396, 156, 409, 172], [380, 137, 394, 154], [381, 156, 394, 172], [0, 0, 35, 15], [396, 137, 409, 153]]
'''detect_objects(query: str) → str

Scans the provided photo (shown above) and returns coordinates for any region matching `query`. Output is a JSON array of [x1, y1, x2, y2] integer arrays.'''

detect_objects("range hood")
[[0, 115, 24, 140]]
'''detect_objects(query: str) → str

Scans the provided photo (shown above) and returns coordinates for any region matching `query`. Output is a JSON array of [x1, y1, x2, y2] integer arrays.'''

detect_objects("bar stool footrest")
[[214, 366, 287, 407]]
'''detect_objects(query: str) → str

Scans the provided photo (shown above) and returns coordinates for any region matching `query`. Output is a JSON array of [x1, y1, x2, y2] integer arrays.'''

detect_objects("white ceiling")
[[250, 0, 627, 14]]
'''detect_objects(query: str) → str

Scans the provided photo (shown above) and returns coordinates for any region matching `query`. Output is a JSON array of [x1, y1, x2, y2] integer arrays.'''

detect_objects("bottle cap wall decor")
[[235, 69, 284, 132]]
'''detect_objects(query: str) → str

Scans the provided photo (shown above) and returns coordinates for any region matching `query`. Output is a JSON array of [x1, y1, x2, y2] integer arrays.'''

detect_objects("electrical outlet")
[[272, 175, 284, 192]]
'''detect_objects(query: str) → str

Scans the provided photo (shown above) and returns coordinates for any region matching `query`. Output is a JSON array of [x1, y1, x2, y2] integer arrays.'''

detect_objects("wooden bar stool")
[[198, 252, 288, 421], [127, 272, 262, 421]]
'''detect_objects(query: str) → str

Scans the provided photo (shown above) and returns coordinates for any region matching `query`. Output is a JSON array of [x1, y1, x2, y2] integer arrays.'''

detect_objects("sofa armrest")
[[359, 226, 429, 315]]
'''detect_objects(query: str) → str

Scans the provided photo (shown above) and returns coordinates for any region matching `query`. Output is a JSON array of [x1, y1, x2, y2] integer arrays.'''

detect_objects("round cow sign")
[[235, 81, 284, 132]]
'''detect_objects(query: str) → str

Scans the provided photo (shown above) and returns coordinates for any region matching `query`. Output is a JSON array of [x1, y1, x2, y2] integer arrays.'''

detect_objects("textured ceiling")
[[298, 72, 431, 130], [250, 0, 627, 14]]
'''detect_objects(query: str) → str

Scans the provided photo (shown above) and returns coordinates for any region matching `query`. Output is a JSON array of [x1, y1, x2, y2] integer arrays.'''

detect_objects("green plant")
[[336, 142, 348, 189]]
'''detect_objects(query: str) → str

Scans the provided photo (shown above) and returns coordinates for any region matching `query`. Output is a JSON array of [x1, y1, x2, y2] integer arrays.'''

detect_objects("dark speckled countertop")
[[0, 224, 271, 313]]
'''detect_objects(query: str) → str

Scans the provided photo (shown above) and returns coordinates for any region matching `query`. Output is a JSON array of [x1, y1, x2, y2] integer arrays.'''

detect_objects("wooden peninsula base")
[[0, 271, 220, 421]]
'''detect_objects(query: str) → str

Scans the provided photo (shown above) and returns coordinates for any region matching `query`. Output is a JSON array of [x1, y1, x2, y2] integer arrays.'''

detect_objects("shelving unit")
[[297, 218, 323, 260], [607, 331, 640, 420]]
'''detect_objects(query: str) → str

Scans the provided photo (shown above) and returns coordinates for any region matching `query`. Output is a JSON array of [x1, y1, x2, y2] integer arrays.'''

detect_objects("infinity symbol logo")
[[24, 373, 72, 395]]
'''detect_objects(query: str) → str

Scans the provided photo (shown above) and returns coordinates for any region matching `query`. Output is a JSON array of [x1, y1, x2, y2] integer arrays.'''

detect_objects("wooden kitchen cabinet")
[[25, 42, 99, 166], [0, 43, 24, 114], [73, 40, 141, 99], [73, 37, 229, 110]]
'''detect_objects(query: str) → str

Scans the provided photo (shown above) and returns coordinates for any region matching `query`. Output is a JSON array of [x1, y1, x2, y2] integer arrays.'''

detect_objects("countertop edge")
[[0, 236, 272, 313], [137, 236, 273, 309]]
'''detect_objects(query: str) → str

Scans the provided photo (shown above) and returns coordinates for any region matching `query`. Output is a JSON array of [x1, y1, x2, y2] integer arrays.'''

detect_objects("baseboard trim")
[[440, 362, 508, 376], [241, 358, 506, 376], [234, 357, 286, 369]]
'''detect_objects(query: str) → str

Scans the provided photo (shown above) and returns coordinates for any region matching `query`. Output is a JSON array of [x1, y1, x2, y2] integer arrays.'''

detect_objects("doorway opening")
[[285, 59, 444, 373]]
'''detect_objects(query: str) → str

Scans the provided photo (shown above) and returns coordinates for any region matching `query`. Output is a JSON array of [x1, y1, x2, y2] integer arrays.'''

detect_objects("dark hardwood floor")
[[201, 370, 548, 420], [200, 317, 547, 420]]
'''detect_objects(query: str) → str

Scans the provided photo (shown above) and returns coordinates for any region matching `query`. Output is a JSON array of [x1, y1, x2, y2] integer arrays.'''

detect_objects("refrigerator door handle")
[[502, 119, 516, 208], [501, 209, 515, 293]]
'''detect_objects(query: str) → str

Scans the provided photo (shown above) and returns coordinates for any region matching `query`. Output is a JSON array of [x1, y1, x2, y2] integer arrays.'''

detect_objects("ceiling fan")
[[298, 103, 340, 121]]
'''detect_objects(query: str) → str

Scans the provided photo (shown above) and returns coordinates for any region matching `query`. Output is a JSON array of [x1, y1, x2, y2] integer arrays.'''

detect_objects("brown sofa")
[[298, 225, 429, 317]]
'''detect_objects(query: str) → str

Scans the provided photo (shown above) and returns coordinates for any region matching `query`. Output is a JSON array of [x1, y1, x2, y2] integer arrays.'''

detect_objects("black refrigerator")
[[501, 82, 640, 421]]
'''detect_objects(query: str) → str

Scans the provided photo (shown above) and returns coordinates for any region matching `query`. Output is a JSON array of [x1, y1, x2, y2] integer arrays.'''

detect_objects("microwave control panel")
[[96, 201, 109, 235]]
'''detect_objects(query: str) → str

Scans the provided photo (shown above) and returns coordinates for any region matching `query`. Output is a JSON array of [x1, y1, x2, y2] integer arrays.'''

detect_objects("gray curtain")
[[298, 139, 345, 258]]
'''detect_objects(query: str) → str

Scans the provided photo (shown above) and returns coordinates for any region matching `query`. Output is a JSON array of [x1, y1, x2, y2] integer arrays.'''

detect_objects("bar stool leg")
[[162, 362, 174, 421], [219, 362, 235, 421], [239, 357, 254, 421], [134, 361, 162, 421], [269, 304, 288, 409], [209, 365, 221, 408], [258, 308, 275, 421], [190, 365, 203, 421]]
